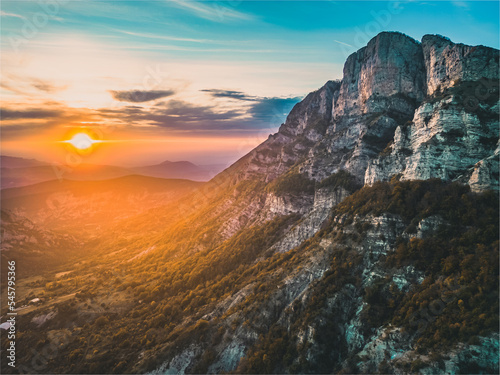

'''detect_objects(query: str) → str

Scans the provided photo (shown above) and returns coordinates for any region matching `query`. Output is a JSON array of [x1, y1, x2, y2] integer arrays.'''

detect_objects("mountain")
[[0, 155, 49, 168], [1, 32, 498, 375], [131, 160, 219, 181], [0, 158, 223, 189], [0, 163, 135, 189], [226, 32, 498, 191]]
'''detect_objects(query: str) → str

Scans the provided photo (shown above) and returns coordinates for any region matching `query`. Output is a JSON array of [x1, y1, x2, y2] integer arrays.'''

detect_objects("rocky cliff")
[[209, 31, 498, 250], [231, 32, 498, 192], [147, 32, 498, 374], [365, 34, 499, 192]]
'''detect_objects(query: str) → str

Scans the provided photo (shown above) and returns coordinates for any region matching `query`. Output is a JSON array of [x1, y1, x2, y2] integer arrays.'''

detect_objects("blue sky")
[[1, 1, 499, 165]]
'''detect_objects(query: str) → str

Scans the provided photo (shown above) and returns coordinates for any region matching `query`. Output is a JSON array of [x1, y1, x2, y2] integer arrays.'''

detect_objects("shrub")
[[268, 172, 315, 196], [318, 170, 361, 192]]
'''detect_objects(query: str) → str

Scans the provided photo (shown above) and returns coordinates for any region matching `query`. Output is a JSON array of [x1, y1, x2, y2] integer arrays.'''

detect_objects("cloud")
[[31, 79, 67, 93], [0, 82, 29, 96], [333, 40, 354, 47], [114, 29, 211, 44], [202, 88, 302, 122], [99, 89, 302, 132], [0, 102, 104, 139], [0, 108, 63, 120], [109, 89, 176, 103], [0, 11, 24, 19], [168, 0, 253, 22], [98, 100, 243, 130], [0, 76, 68, 96], [248, 97, 302, 121], [201, 89, 257, 101], [1, 88, 303, 139]]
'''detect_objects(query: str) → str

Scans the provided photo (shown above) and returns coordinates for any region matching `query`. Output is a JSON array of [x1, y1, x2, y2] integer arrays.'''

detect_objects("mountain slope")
[[130, 32, 499, 374], [0, 163, 135, 189], [131, 160, 218, 181], [1, 175, 202, 233], [0, 210, 82, 277]]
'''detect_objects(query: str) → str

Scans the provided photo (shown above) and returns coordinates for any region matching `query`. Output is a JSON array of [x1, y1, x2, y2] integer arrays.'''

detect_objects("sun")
[[64, 133, 97, 150]]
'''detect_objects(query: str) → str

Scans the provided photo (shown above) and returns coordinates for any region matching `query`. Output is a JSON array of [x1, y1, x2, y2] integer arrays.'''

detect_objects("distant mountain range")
[[0, 155, 226, 189]]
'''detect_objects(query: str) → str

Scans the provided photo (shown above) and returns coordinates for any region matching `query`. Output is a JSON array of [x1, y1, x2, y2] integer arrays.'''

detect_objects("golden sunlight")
[[63, 133, 99, 150]]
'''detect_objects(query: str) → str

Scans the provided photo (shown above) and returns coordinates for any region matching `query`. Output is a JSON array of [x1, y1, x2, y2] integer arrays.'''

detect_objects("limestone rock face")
[[228, 32, 498, 192], [299, 33, 427, 182], [361, 35, 499, 190], [364, 78, 499, 189], [271, 186, 350, 253], [228, 80, 340, 183], [334, 32, 426, 120], [295, 32, 498, 191], [422, 34, 500, 95], [280, 80, 340, 140], [295, 32, 499, 191]]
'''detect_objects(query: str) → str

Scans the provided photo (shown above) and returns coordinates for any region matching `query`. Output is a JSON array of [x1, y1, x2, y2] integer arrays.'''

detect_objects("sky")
[[1, 0, 499, 167]]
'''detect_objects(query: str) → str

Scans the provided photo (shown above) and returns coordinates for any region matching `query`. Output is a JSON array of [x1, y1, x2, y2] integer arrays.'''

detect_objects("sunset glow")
[[63, 133, 99, 150], [1, 1, 499, 167]]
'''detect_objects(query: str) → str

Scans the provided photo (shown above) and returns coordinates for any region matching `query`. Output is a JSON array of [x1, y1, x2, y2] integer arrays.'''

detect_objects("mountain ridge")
[[222, 32, 498, 195], [144, 31, 499, 374], [0, 156, 223, 188]]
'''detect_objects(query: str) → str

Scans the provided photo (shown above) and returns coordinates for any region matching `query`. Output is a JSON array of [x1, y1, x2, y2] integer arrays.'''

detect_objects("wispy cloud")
[[0, 82, 30, 96], [201, 89, 258, 101], [168, 0, 254, 22], [1, 76, 67, 97], [113, 29, 210, 43], [31, 79, 68, 93], [0, 11, 25, 19], [112, 29, 254, 47], [333, 40, 354, 47], [109, 89, 177, 103]]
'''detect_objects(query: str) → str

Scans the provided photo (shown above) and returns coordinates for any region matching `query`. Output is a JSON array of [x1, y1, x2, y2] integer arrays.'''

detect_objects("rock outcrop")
[[365, 35, 499, 190], [235, 32, 498, 191], [216, 31, 498, 243]]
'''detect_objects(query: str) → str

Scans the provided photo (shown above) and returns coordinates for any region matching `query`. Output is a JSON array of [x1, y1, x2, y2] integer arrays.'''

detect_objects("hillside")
[[1, 175, 202, 233], [0, 32, 498, 374], [131, 160, 219, 181]]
